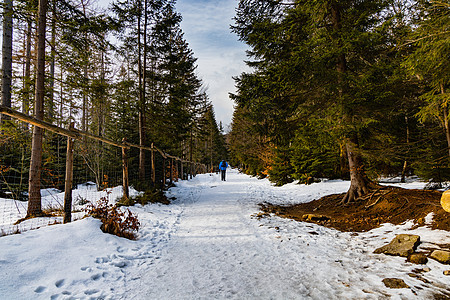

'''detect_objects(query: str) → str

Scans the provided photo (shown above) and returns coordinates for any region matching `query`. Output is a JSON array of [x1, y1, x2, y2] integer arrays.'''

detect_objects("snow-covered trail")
[[125, 171, 314, 299], [1, 169, 449, 299], [120, 170, 448, 299]]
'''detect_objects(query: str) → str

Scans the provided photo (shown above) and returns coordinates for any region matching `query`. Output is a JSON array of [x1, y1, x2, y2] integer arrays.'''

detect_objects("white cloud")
[[176, 0, 250, 126], [98, 0, 249, 126]]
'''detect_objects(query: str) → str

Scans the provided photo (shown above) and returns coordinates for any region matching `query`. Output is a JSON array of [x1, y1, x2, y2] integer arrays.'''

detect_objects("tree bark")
[[401, 115, 410, 183], [151, 145, 155, 186], [27, 0, 48, 217], [441, 83, 450, 157], [138, 0, 146, 181], [48, 0, 56, 122], [1, 0, 13, 123], [23, 16, 32, 130], [341, 135, 376, 204]]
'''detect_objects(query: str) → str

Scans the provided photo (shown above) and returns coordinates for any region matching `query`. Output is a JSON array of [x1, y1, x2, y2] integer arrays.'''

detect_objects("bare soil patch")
[[261, 186, 450, 232]]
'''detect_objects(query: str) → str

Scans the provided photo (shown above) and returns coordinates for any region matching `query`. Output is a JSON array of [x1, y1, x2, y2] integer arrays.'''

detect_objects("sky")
[[175, 0, 250, 129], [98, 0, 250, 129]]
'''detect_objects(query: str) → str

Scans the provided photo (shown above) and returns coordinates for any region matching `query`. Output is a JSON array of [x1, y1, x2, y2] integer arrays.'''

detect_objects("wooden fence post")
[[162, 157, 166, 186], [181, 161, 184, 180], [122, 138, 129, 200], [63, 122, 75, 224], [151, 143, 156, 186], [169, 158, 173, 185]]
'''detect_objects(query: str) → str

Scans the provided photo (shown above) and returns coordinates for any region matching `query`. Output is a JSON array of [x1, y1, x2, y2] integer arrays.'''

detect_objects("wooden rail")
[[0, 105, 193, 162], [1, 105, 206, 222]]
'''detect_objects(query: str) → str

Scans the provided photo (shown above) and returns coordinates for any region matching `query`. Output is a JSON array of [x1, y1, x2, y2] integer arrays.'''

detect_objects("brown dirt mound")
[[261, 186, 450, 232]]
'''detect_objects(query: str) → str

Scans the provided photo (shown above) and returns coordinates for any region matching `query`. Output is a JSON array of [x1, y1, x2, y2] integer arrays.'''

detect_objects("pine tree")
[[404, 0, 450, 156], [27, 0, 48, 217], [232, 0, 403, 202]]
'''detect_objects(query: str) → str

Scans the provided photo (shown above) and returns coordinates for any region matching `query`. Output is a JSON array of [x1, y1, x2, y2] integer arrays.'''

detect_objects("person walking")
[[219, 160, 228, 181]]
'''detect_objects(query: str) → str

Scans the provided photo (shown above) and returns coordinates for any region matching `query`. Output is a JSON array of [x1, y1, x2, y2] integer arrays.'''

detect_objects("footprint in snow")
[[95, 256, 111, 263], [84, 289, 99, 295], [55, 279, 65, 288], [91, 273, 102, 281], [34, 286, 46, 293]]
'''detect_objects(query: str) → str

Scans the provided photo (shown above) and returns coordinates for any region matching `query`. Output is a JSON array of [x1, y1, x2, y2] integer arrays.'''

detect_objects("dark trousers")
[[221, 169, 226, 181]]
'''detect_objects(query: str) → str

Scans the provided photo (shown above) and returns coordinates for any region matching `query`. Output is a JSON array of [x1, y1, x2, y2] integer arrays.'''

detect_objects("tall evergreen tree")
[[404, 0, 450, 156], [232, 0, 398, 202], [27, 0, 48, 217]]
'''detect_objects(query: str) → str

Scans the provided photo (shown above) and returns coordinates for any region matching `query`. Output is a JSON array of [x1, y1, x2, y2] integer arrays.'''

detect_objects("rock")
[[407, 273, 430, 284], [444, 270, 450, 276], [302, 214, 330, 222], [430, 250, 450, 264], [374, 234, 420, 257], [382, 278, 409, 289], [407, 253, 428, 264], [440, 190, 450, 212], [412, 267, 431, 273]]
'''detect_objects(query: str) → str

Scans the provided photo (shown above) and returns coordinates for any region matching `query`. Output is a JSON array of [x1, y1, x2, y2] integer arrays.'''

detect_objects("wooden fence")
[[0, 105, 207, 223]]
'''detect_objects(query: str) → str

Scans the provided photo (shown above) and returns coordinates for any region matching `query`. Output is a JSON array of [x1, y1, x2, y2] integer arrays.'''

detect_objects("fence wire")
[[0, 108, 206, 236]]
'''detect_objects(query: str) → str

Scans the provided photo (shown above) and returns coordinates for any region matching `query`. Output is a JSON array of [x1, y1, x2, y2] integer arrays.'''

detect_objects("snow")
[[0, 169, 449, 299]]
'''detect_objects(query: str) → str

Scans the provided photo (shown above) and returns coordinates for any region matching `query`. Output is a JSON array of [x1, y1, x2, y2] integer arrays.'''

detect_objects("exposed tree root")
[[340, 181, 381, 206]]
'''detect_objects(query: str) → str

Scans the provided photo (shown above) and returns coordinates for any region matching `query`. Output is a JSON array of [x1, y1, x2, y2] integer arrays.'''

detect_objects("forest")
[[0, 0, 449, 214], [228, 0, 449, 202], [0, 0, 228, 217]]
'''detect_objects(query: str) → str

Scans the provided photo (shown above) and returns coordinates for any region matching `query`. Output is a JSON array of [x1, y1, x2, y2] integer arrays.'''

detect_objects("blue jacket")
[[219, 161, 228, 171]]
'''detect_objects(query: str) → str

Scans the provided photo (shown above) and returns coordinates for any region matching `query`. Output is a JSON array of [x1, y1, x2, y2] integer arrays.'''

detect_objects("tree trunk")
[[401, 115, 410, 183], [441, 83, 450, 157], [341, 135, 375, 204], [330, 3, 374, 203], [23, 17, 32, 130], [48, 0, 56, 122], [138, 1, 145, 181], [27, 0, 48, 217], [151, 145, 155, 186], [1, 0, 13, 123]]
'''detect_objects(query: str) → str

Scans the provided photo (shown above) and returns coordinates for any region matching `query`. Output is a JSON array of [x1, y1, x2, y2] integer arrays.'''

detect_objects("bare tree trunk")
[[441, 83, 450, 157], [48, 0, 56, 122], [341, 135, 375, 204], [27, 0, 48, 217], [138, 0, 146, 181], [23, 16, 32, 130], [401, 115, 410, 183], [1, 0, 13, 123], [151, 145, 155, 186]]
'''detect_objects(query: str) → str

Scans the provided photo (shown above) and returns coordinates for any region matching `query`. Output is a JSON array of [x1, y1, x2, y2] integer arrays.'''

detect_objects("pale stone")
[[430, 250, 450, 264], [440, 190, 450, 212], [374, 234, 420, 257]]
